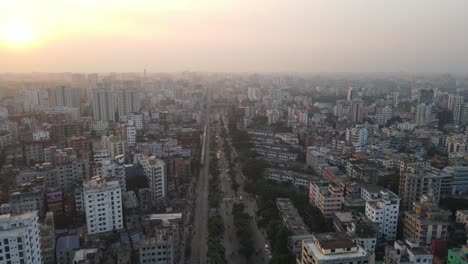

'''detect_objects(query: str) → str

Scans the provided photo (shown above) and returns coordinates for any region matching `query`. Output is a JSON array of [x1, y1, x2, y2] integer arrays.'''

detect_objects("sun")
[[0, 17, 37, 47]]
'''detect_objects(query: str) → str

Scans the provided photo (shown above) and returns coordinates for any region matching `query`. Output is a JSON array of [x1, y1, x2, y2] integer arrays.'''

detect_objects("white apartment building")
[[134, 155, 167, 205], [128, 112, 144, 130], [364, 190, 400, 241], [299, 233, 371, 264], [346, 126, 368, 150], [0, 211, 42, 264], [83, 177, 123, 235]]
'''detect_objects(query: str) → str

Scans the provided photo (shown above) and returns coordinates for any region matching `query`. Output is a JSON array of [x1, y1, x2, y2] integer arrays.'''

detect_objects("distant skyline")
[[1, 0, 468, 73]]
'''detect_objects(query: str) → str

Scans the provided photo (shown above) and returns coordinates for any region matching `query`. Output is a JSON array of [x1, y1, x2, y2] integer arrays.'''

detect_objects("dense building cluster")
[[1, 72, 468, 263]]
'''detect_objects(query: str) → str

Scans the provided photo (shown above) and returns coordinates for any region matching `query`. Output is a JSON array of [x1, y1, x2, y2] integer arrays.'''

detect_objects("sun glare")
[[0, 18, 37, 47]]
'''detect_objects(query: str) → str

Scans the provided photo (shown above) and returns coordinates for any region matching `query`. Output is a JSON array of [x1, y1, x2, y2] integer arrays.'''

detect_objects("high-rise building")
[[419, 89, 434, 105], [460, 103, 468, 127], [128, 112, 144, 130], [0, 211, 43, 264], [347, 87, 359, 101], [415, 103, 432, 127], [116, 87, 140, 119], [83, 177, 123, 235], [48, 86, 81, 109], [375, 105, 393, 125], [247, 87, 260, 101], [92, 85, 116, 122], [134, 155, 167, 205], [448, 94, 464, 125], [349, 100, 364, 123]]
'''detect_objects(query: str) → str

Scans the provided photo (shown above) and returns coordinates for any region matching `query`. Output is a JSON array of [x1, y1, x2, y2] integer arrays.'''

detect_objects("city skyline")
[[1, 0, 468, 73]]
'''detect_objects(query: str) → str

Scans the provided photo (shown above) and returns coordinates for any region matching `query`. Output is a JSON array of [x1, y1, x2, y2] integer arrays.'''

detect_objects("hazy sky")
[[1, 0, 468, 73]]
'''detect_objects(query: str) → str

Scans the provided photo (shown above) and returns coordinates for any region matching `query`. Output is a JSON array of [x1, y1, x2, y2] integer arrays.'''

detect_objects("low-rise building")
[[298, 233, 372, 264], [448, 246, 468, 264], [384, 240, 433, 264]]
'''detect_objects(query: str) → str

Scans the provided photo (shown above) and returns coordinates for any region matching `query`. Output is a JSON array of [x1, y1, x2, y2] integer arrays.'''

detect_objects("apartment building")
[[0, 211, 43, 264], [403, 195, 450, 245], [298, 233, 371, 264], [83, 177, 123, 235]]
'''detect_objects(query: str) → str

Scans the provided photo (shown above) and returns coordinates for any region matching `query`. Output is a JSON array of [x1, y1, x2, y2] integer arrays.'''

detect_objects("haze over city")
[[1, 0, 468, 73]]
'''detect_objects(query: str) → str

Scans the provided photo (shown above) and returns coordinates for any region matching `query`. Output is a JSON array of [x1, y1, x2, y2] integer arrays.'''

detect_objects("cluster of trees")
[[206, 131, 226, 263], [207, 214, 226, 264], [208, 136, 222, 208], [232, 203, 255, 261], [220, 120, 239, 192], [256, 198, 295, 264]]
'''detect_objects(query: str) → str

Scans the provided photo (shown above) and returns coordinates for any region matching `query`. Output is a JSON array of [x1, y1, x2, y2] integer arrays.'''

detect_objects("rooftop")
[[314, 233, 355, 250], [276, 198, 310, 236], [56, 235, 80, 251]]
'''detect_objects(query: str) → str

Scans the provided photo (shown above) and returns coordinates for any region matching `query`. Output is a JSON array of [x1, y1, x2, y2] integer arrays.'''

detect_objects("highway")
[[190, 92, 211, 264]]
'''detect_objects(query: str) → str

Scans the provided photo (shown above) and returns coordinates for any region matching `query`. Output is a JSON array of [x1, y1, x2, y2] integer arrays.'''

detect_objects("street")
[[217, 113, 269, 264], [189, 92, 212, 264]]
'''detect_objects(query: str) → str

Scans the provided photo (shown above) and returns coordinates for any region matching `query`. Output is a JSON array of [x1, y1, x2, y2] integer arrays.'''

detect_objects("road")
[[218, 114, 269, 264], [190, 92, 212, 264]]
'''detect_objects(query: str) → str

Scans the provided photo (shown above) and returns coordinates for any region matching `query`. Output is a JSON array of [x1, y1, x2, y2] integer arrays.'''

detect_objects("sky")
[[0, 0, 468, 73]]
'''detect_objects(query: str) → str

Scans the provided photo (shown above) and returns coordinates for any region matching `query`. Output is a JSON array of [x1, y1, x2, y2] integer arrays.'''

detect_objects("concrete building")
[[364, 189, 400, 241], [309, 182, 344, 218], [448, 246, 468, 264], [416, 103, 432, 127], [83, 177, 123, 235], [56, 235, 80, 264], [92, 85, 116, 122], [456, 210, 468, 226], [449, 94, 464, 125], [349, 100, 364, 123], [248, 87, 260, 101], [384, 240, 433, 264], [265, 168, 319, 188], [40, 212, 56, 264], [441, 166, 468, 195], [48, 86, 81, 109], [298, 233, 371, 264], [116, 88, 140, 120], [128, 112, 144, 130], [0, 211, 42, 264], [72, 248, 101, 263], [403, 195, 450, 245], [399, 161, 443, 210], [102, 135, 126, 159], [346, 126, 368, 151], [306, 147, 329, 172], [6, 181, 45, 216], [135, 155, 167, 205], [139, 232, 174, 264]]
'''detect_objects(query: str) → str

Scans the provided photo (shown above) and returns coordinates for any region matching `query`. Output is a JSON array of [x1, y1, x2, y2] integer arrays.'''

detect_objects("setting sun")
[[0, 17, 37, 47]]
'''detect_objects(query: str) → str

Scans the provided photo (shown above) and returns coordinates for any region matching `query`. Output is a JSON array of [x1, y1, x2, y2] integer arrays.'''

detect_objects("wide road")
[[190, 92, 212, 264], [219, 114, 269, 264]]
